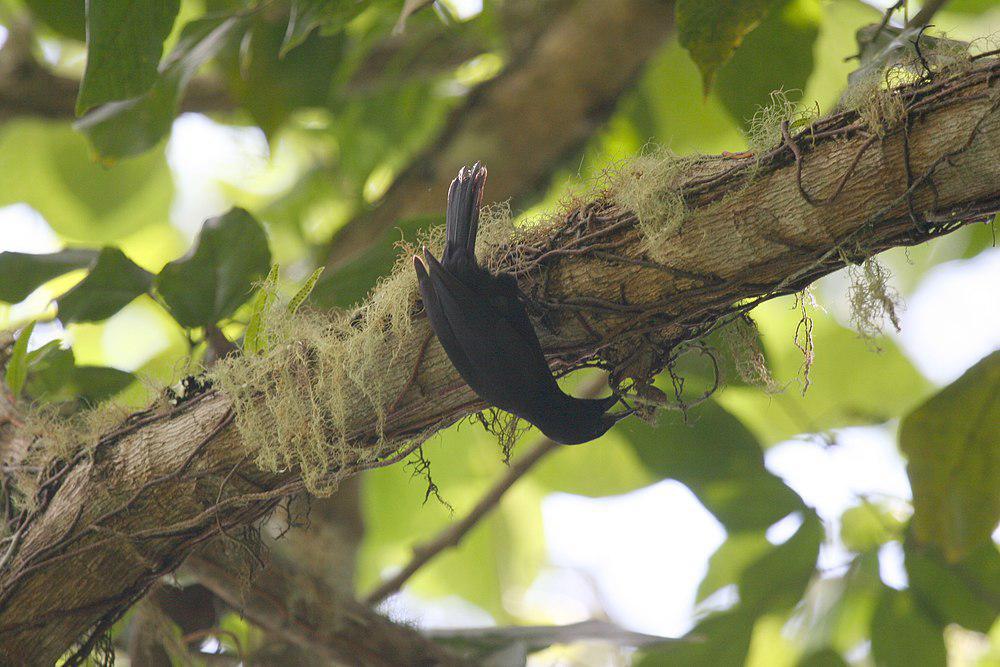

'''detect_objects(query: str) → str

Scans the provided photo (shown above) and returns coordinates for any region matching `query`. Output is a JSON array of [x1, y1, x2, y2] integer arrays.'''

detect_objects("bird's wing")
[[414, 255, 485, 391], [423, 249, 559, 402]]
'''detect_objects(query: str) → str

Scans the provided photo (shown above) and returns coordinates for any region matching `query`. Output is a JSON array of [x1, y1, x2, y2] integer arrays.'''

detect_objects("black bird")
[[413, 163, 621, 445]]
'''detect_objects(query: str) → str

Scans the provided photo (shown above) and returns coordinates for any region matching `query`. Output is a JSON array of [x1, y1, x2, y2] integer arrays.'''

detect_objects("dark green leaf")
[[57, 247, 153, 323], [715, 0, 819, 128], [899, 350, 1000, 561], [282, 0, 368, 56], [636, 609, 756, 666], [76, 15, 244, 160], [906, 539, 999, 633], [797, 648, 849, 667], [5, 321, 35, 398], [870, 588, 946, 667], [155, 208, 271, 328], [0, 249, 98, 303], [76, 0, 181, 114], [218, 16, 342, 136], [620, 399, 805, 529], [25, 346, 77, 402], [23, 0, 85, 40], [738, 511, 822, 614], [676, 0, 783, 94], [74, 365, 136, 403]]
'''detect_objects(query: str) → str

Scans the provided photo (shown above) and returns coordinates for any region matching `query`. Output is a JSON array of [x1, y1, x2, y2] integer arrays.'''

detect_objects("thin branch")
[[365, 374, 610, 606]]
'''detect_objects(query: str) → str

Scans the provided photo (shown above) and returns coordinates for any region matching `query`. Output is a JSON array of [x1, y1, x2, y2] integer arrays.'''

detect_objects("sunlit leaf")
[[0, 249, 97, 303], [288, 266, 324, 314], [899, 350, 1000, 561], [57, 247, 153, 323], [0, 122, 173, 243], [697, 530, 772, 603], [76, 15, 244, 159], [676, 0, 784, 94], [156, 209, 271, 328], [76, 0, 181, 114], [244, 264, 280, 355], [5, 321, 35, 398], [840, 502, 903, 553], [870, 588, 946, 667]]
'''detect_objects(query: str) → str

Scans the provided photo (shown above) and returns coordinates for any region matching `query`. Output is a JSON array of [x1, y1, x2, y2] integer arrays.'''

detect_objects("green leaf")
[[156, 208, 271, 328], [870, 588, 946, 667], [76, 0, 181, 115], [797, 648, 849, 667], [636, 609, 756, 666], [620, 399, 805, 529], [282, 0, 368, 56], [244, 264, 280, 355], [288, 266, 324, 314], [57, 247, 153, 323], [899, 350, 1000, 561], [76, 15, 244, 159], [73, 365, 136, 404], [675, 0, 784, 94], [905, 538, 1000, 633], [715, 0, 820, 128], [738, 511, 822, 614], [5, 321, 35, 398], [0, 121, 174, 243], [0, 249, 98, 303], [840, 502, 903, 553], [23, 0, 86, 40], [697, 530, 772, 602]]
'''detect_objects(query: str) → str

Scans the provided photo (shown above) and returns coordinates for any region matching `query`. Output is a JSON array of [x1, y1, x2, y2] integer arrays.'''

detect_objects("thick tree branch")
[[0, 58, 997, 664], [322, 0, 676, 271]]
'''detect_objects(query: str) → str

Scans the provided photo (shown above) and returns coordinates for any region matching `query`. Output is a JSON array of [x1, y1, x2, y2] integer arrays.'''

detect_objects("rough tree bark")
[[0, 57, 997, 664]]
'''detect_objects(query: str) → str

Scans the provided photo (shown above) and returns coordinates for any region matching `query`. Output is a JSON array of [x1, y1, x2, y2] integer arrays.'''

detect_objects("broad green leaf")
[[57, 247, 153, 323], [676, 0, 784, 94], [218, 16, 342, 136], [899, 350, 1000, 561], [0, 121, 173, 243], [23, 0, 85, 40], [905, 539, 999, 633], [718, 296, 932, 445], [156, 209, 271, 328], [870, 588, 946, 667], [5, 321, 35, 398], [23, 344, 134, 403], [0, 249, 98, 303], [697, 530, 772, 602], [797, 648, 849, 667], [73, 365, 136, 403], [243, 264, 280, 355], [76, 0, 181, 114], [620, 399, 805, 529], [282, 0, 368, 56], [738, 512, 822, 614], [840, 502, 903, 553], [637, 609, 756, 666], [715, 0, 820, 128], [76, 15, 244, 159], [288, 266, 324, 314]]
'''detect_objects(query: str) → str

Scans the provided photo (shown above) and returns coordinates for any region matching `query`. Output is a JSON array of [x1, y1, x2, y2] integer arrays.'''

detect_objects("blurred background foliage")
[[0, 0, 997, 664]]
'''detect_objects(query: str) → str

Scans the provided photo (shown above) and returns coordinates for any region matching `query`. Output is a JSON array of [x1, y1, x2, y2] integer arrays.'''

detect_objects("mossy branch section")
[[0, 57, 998, 663]]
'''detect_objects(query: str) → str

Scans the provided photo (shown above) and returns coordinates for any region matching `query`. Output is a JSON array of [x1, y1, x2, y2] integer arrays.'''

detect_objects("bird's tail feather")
[[443, 162, 487, 265]]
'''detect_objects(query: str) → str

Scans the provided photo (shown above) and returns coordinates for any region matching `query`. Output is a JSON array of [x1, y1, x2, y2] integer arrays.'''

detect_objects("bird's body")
[[414, 163, 619, 445]]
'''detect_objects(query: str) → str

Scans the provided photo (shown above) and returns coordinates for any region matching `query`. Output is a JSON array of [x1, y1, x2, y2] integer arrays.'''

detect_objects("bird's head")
[[533, 393, 624, 445]]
